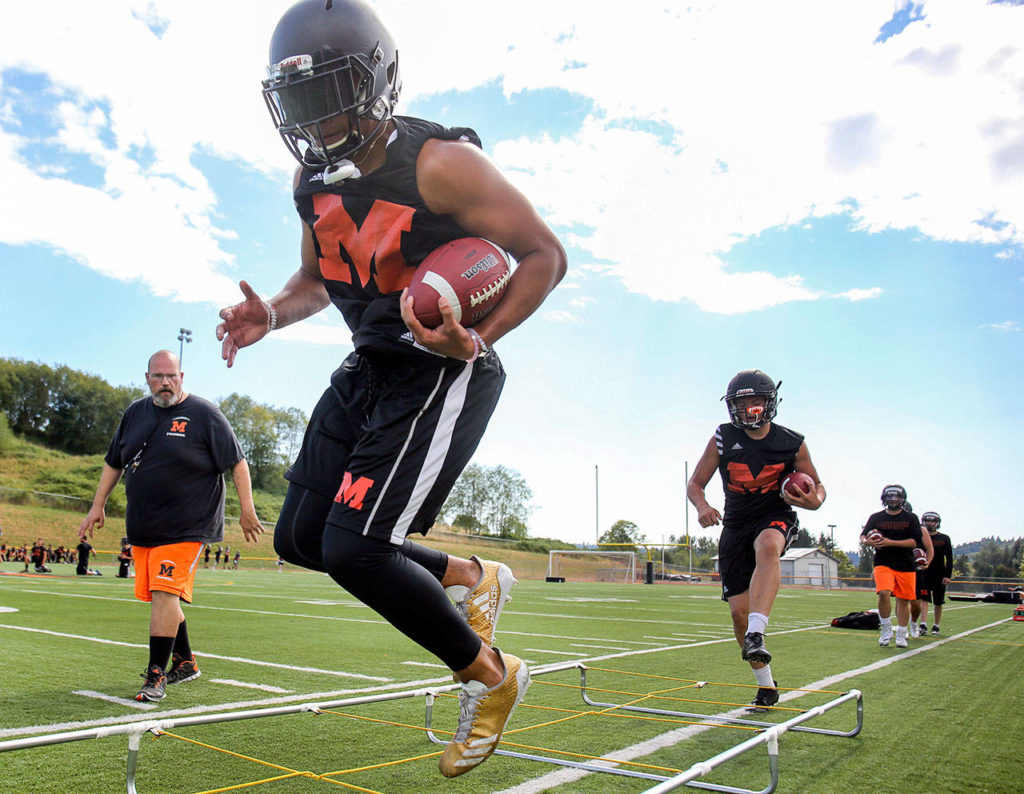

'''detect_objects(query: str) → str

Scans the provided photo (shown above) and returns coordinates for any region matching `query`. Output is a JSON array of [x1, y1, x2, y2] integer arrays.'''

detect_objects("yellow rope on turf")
[[155, 731, 383, 794], [580, 666, 850, 696]]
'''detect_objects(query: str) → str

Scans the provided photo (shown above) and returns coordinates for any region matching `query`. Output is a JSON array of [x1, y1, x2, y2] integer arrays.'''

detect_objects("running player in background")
[[687, 370, 825, 712], [861, 485, 923, 649], [918, 511, 953, 635]]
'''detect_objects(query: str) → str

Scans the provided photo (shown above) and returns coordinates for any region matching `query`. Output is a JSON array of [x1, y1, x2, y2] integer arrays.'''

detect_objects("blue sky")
[[1, 1, 1022, 554]]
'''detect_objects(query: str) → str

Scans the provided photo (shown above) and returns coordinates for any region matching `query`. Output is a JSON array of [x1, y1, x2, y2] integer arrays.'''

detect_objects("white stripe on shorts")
[[388, 362, 473, 544]]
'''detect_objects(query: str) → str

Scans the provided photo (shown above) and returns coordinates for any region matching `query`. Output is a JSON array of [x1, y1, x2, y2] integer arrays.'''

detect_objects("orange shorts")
[[133, 542, 204, 604], [874, 566, 916, 601]]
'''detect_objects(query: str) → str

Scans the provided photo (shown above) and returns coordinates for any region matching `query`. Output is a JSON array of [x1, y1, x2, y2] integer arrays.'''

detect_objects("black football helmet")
[[921, 511, 941, 530], [262, 0, 401, 173], [722, 370, 780, 430], [881, 484, 907, 511]]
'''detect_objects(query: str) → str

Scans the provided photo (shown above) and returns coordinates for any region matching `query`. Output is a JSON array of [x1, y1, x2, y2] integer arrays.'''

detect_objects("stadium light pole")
[[828, 524, 836, 552], [594, 464, 599, 548], [177, 328, 193, 366]]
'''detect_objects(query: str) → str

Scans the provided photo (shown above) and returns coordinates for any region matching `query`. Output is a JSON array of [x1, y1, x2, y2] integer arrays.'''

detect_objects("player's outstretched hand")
[[217, 281, 272, 367], [400, 289, 476, 360]]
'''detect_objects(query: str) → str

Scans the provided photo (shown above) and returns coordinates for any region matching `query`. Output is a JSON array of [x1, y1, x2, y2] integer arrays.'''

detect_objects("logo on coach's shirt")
[[167, 417, 189, 437], [334, 471, 375, 510]]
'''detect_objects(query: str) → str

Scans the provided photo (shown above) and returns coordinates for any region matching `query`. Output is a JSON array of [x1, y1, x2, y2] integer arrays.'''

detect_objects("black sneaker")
[[135, 665, 166, 702], [741, 632, 772, 664], [746, 680, 779, 713], [918, 623, 928, 635], [166, 654, 201, 685], [930, 625, 940, 635]]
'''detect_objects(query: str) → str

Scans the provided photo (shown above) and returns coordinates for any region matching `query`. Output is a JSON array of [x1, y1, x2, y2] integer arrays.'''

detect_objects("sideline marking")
[[402, 661, 448, 669], [209, 680, 293, 693], [496, 617, 1011, 794], [3, 587, 386, 625], [72, 691, 156, 711], [0, 624, 389, 681], [0, 606, 20, 613]]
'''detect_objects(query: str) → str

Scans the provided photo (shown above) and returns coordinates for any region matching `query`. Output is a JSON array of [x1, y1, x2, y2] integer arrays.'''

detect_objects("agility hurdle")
[[0, 660, 862, 793]]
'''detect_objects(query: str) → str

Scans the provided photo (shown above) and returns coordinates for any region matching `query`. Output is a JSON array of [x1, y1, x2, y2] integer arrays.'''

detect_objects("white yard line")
[[208, 680, 293, 693], [0, 624, 389, 681], [71, 691, 157, 711]]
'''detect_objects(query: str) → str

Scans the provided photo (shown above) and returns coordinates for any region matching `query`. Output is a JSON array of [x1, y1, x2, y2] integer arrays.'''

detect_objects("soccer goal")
[[548, 550, 637, 583]]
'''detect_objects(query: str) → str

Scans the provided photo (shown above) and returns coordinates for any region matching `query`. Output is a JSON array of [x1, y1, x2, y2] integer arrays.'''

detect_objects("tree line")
[[0, 357, 305, 491], [0, 358, 539, 529]]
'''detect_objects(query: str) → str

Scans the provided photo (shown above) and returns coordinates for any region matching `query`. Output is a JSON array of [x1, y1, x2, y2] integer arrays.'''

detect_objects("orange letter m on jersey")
[[726, 462, 785, 494], [334, 471, 375, 511]]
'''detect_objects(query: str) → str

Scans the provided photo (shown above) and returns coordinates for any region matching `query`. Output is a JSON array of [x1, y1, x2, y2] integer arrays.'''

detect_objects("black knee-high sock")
[[172, 618, 192, 660], [148, 636, 175, 672]]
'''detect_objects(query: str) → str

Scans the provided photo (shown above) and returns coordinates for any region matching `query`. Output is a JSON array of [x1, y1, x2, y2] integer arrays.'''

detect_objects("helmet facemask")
[[921, 511, 941, 530], [881, 485, 907, 511], [263, 46, 398, 173]]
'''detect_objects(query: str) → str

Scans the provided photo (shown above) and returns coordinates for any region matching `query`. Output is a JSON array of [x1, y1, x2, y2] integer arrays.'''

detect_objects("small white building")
[[780, 547, 840, 588], [712, 547, 840, 589]]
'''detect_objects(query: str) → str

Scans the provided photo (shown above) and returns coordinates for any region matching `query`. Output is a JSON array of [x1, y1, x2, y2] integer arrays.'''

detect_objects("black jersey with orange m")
[[716, 422, 803, 526], [294, 116, 481, 359]]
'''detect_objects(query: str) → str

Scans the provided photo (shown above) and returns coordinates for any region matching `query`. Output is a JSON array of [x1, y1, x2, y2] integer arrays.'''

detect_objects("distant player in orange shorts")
[[861, 485, 924, 649], [80, 350, 264, 701]]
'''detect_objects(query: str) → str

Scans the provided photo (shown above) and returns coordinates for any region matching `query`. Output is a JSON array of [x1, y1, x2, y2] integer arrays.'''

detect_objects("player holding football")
[[687, 370, 825, 712], [861, 485, 924, 648], [917, 511, 953, 635], [215, 0, 565, 778]]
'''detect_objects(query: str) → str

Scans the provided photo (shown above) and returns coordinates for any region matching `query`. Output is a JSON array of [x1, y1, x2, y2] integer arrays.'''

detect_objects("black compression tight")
[[273, 483, 450, 580], [321, 527, 482, 671], [274, 484, 478, 670]]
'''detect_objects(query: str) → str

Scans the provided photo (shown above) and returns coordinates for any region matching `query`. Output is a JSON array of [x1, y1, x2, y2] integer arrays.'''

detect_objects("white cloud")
[[1, 0, 1023, 316], [836, 287, 883, 301], [979, 320, 1021, 332]]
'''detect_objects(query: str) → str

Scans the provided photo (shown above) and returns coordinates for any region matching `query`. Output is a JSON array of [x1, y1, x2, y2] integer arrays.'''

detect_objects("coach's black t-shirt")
[[104, 395, 244, 546], [862, 509, 922, 572], [716, 422, 803, 527]]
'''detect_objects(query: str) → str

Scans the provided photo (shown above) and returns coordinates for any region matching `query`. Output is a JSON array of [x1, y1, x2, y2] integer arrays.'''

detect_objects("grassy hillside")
[[1, 429, 575, 575]]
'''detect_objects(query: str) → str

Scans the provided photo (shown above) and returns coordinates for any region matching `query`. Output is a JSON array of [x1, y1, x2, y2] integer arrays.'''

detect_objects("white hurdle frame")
[[0, 661, 861, 794]]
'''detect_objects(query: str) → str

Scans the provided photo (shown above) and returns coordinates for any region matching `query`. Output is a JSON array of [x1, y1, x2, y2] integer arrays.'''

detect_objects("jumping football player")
[[216, 0, 566, 778], [687, 370, 825, 712], [861, 485, 923, 649], [918, 511, 953, 635]]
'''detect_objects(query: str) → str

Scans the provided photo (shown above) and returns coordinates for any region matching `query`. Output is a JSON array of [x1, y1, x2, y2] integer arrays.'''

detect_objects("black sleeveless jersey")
[[715, 422, 803, 526], [293, 116, 482, 358]]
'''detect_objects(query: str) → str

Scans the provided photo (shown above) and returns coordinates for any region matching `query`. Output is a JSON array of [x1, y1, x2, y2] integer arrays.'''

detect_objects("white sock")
[[753, 664, 775, 688], [746, 612, 769, 635], [880, 616, 892, 627], [895, 624, 907, 636]]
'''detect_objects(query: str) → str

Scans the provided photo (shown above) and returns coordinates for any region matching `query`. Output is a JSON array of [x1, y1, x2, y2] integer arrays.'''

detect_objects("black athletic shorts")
[[717, 513, 798, 601], [915, 570, 929, 601], [287, 349, 504, 545], [924, 575, 947, 605]]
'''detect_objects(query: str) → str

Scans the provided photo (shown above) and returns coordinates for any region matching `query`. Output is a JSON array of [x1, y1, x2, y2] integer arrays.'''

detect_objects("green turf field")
[[1, 561, 1021, 793]]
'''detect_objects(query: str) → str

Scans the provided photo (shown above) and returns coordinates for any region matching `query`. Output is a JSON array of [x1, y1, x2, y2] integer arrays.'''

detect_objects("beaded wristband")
[[466, 328, 488, 363], [267, 303, 278, 332]]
